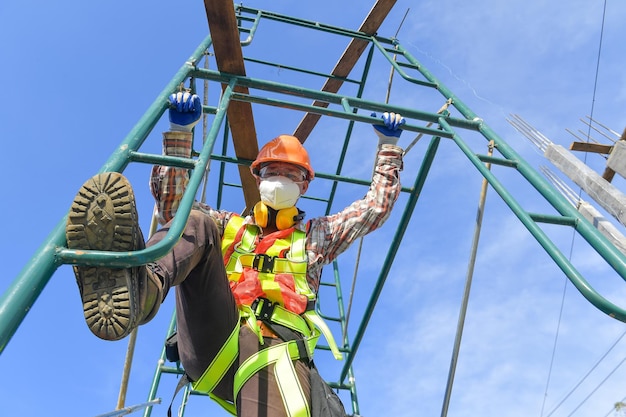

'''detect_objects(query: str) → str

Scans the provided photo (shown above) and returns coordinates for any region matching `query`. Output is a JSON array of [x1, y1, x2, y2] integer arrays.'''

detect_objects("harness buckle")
[[251, 298, 276, 321], [252, 254, 275, 273]]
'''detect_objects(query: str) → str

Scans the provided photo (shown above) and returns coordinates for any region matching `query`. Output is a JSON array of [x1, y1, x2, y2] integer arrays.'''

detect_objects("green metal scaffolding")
[[2, 5, 626, 416]]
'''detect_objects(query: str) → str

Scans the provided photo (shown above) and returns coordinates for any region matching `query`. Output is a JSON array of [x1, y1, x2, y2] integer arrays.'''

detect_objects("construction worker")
[[65, 92, 405, 417]]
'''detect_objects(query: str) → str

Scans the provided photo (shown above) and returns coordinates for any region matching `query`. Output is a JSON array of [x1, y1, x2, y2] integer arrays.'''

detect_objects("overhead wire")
[[543, 329, 626, 417], [566, 353, 626, 417], [582, 0, 608, 166], [540, 1, 615, 416]]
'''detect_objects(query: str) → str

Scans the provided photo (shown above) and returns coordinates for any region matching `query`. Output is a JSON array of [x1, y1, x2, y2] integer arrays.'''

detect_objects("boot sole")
[[66, 172, 141, 341]]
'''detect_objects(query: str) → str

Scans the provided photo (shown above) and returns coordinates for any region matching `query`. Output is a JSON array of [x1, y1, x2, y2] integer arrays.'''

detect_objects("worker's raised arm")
[[149, 93, 203, 224], [305, 112, 405, 278]]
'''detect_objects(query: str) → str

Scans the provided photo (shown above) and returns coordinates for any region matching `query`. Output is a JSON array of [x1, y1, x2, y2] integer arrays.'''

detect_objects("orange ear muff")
[[253, 202, 299, 230], [253, 202, 269, 228], [275, 206, 299, 230]]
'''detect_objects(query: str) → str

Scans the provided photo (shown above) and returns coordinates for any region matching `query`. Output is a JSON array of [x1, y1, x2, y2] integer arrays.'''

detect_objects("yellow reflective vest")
[[221, 215, 314, 314], [191, 215, 341, 416]]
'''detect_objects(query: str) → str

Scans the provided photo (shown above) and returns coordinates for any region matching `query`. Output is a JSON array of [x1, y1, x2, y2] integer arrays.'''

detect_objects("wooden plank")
[[602, 167, 616, 182], [204, 0, 260, 210], [293, 0, 397, 143], [569, 141, 613, 154]]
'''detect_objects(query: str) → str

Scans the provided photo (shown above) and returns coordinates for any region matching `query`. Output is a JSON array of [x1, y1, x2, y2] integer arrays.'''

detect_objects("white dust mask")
[[259, 176, 301, 210]]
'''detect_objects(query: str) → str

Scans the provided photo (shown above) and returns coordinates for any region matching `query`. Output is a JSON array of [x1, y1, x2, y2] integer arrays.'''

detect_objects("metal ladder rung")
[[159, 366, 185, 376], [315, 344, 350, 354], [528, 212, 577, 226], [476, 154, 519, 168]]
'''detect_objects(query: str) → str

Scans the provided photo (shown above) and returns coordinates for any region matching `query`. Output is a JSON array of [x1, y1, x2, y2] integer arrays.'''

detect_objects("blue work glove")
[[371, 112, 406, 146], [169, 92, 202, 132]]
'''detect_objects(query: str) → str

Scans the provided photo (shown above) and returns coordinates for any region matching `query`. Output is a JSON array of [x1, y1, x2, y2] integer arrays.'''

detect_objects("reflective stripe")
[[233, 339, 310, 405], [239, 225, 258, 252], [275, 347, 310, 417], [221, 215, 245, 254], [208, 393, 236, 416], [191, 317, 240, 394], [303, 310, 343, 360]]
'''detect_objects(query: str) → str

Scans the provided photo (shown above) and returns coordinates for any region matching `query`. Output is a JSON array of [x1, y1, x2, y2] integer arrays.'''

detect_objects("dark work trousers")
[[147, 209, 311, 417]]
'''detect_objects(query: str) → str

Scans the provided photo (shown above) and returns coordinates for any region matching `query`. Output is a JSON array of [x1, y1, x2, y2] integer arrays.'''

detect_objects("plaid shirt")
[[150, 132, 403, 292]]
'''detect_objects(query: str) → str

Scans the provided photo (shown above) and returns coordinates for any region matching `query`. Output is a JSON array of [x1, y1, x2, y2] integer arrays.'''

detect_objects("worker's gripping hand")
[[169, 92, 202, 132], [371, 112, 405, 146]]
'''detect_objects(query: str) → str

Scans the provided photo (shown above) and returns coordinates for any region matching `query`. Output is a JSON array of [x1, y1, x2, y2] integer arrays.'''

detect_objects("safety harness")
[[188, 215, 342, 416]]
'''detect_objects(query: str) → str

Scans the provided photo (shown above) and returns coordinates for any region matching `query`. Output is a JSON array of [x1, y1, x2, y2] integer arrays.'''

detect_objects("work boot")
[[65, 172, 162, 341]]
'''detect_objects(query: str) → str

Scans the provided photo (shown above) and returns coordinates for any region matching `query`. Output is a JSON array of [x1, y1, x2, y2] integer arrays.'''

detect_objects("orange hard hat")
[[250, 135, 315, 180]]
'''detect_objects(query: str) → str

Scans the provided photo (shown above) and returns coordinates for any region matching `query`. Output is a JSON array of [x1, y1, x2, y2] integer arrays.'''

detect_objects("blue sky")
[[2, 1, 626, 416]]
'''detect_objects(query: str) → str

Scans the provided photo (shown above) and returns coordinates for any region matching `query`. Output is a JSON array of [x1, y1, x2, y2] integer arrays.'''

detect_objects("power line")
[[544, 329, 626, 417], [541, 1, 611, 416], [566, 352, 626, 416]]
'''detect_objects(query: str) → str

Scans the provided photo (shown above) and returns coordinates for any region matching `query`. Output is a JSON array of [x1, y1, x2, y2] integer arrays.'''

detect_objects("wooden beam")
[[569, 140, 616, 181], [292, 0, 397, 143], [602, 166, 617, 183], [204, 0, 260, 210], [569, 141, 613, 154]]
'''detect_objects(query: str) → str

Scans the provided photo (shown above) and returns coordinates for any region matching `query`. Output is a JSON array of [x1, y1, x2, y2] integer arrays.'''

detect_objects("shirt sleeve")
[[149, 131, 193, 225], [305, 144, 403, 288]]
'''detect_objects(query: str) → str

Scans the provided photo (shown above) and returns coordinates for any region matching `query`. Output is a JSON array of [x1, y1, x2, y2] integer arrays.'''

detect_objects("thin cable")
[[540, 278, 569, 417], [540, 149, 582, 417], [566, 354, 626, 416], [544, 329, 626, 417], [541, 2, 608, 415], [582, 0, 607, 165], [384, 8, 409, 104]]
